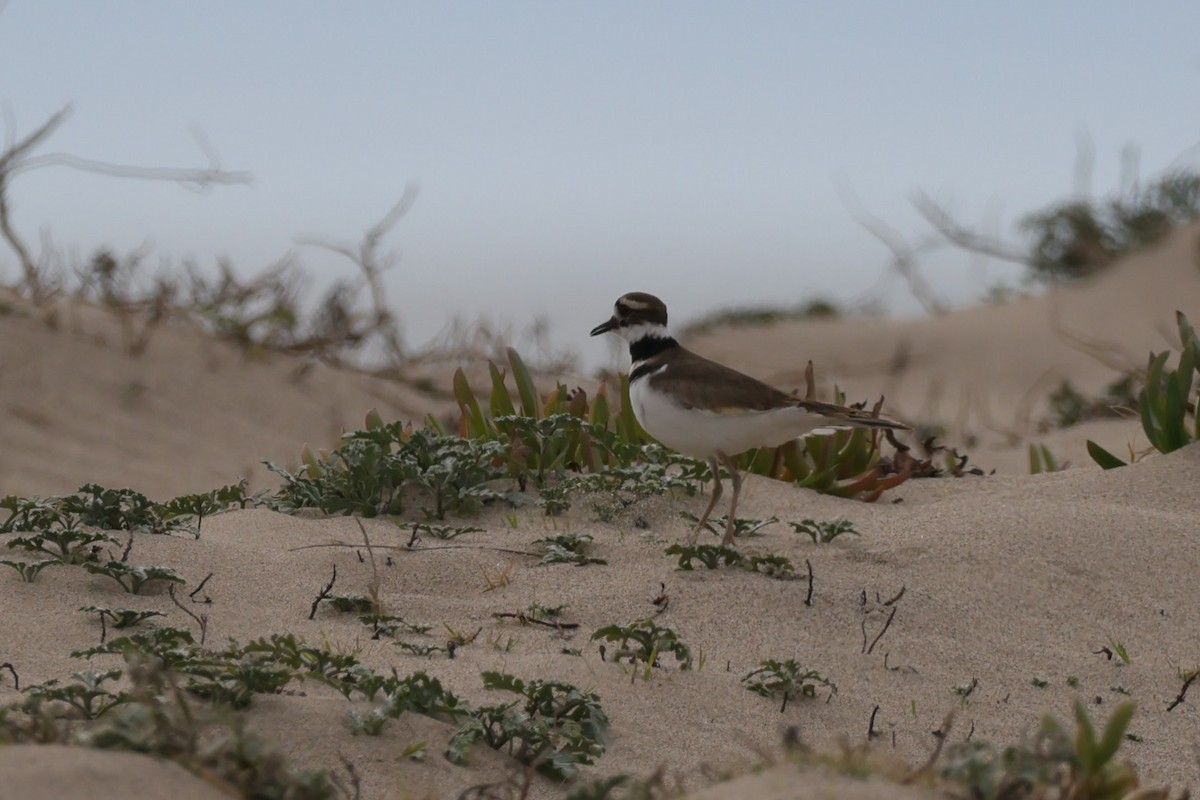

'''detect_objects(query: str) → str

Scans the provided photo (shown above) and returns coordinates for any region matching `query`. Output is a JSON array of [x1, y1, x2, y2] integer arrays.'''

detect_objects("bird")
[[590, 291, 908, 547]]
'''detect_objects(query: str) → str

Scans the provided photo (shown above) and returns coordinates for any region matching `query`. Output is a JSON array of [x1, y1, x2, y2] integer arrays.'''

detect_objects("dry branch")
[[0, 105, 250, 302]]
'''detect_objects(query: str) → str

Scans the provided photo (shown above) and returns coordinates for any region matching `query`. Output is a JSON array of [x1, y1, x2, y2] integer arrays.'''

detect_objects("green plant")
[[398, 428, 508, 519], [744, 553, 798, 579], [941, 701, 1140, 800], [49, 653, 343, 798], [1, 483, 224, 548], [789, 517, 860, 544], [664, 544, 797, 580], [321, 593, 377, 614], [6, 529, 114, 564], [679, 298, 840, 337], [157, 482, 255, 535], [665, 543, 743, 570], [451, 349, 648, 486], [1090, 311, 1199, 468], [532, 533, 607, 566], [83, 562, 186, 594], [72, 626, 200, 671], [347, 706, 390, 736], [538, 453, 703, 517], [395, 641, 447, 658], [684, 513, 778, 539], [446, 671, 609, 781], [591, 620, 692, 671], [25, 669, 130, 719], [402, 521, 484, 540], [80, 606, 166, 629], [378, 671, 469, 721], [358, 614, 432, 638], [1020, 169, 1200, 282], [67, 484, 170, 533], [741, 660, 836, 711], [1028, 443, 1066, 474], [265, 438, 406, 517], [0, 558, 60, 582], [0, 494, 84, 533], [267, 419, 509, 519]]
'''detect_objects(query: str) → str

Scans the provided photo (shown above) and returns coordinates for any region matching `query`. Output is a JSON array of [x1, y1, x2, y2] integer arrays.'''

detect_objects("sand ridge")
[[2, 223, 1200, 798]]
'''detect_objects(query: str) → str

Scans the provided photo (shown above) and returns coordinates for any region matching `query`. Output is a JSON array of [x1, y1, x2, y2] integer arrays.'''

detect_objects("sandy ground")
[[1, 222, 1199, 798]]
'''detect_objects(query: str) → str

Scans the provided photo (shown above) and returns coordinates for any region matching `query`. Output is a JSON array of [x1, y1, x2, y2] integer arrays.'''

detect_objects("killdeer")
[[591, 292, 908, 547]]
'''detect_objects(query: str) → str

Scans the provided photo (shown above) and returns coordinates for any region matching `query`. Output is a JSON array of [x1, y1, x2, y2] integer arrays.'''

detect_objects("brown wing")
[[649, 348, 910, 430], [644, 349, 796, 411]]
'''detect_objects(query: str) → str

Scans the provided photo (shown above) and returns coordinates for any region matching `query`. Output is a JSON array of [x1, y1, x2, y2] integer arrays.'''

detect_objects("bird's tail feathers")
[[795, 398, 909, 431]]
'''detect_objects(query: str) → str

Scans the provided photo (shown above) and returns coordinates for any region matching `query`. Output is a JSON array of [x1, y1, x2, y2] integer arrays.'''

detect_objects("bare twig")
[[1167, 671, 1198, 711], [169, 584, 209, 646], [901, 712, 954, 784], [867, 704, 881, 739], [1, 105, 249, 302], [289, 541, 539, 558], [309, 564, 337, 620], [296, 187, 417, 364], [491, 612, 580, 631], [840, 184, 949, 315], [353, 518, 382, 614], [1, 661, 19, 690], [866, 606, 898, 654], [188, 572, 214, 603], [804, 558, 814, 607], [911, 192, 1031, 266]]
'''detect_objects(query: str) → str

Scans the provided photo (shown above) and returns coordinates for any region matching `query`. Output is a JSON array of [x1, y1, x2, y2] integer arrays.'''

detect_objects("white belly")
[[629, 376, 834, 459]]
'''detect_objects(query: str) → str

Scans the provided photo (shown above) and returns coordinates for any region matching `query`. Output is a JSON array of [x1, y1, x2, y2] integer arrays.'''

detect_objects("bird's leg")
[[720, 452, 742, 547], [690, 455, 724, 544]]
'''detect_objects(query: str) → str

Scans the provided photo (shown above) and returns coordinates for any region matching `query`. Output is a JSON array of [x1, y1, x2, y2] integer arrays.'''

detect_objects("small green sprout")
[[789, 517, 860, 544], [532, 533, 607, 566], [741, 659, 836, 711], [0, 558, 61, 582], [322, 594, 377, 614], [80, 606, 166, 629], [591, 620, 692, 671], [83, 562, 185, 594]]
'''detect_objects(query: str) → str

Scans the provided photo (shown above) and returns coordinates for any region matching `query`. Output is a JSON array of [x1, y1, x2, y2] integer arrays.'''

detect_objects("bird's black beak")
[[590, 317, 618, 336]]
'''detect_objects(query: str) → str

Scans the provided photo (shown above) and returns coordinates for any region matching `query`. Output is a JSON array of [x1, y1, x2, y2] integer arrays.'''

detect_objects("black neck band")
[[629, 335, 678, 363]]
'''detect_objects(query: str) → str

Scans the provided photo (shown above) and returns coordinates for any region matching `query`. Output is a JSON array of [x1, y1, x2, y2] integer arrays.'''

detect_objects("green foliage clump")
[[1089, 311, 1199, 468], [665, 543, 798, 580], [266, 422, 508, 519], [82, 562, 185, 594], [532, 533, 607, 566], [446, 671, 609, 781], [1, 483, 249, 559], [741, 659, 836, 712], [6, 654, 344, 799], [679, 298, 841, 337], [789, 517, 859, 544], [591, 620, 693, 671], [0, 558, 61, 582], [941, 701, 1141, 800], [1021, 170, 1200, 281], [1028, 443, 1066, 475], [80, 606, 166, 630]]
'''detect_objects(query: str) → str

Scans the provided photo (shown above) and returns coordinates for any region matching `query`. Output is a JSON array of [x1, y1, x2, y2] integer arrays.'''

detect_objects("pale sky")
[[2, 2, 1199, 368]]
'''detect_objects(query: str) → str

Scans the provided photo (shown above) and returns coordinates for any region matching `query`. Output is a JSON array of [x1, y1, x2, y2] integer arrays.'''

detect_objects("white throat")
[[618, 321, 673, 345]]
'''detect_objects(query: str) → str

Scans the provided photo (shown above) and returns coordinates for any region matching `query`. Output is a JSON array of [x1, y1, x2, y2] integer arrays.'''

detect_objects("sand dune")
[[2, 223, 1199, 798]]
